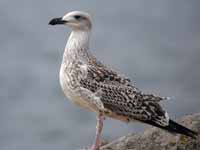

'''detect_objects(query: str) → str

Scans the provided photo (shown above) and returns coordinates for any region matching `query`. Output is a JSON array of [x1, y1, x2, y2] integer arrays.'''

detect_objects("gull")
[[49, 11, 197, 150]]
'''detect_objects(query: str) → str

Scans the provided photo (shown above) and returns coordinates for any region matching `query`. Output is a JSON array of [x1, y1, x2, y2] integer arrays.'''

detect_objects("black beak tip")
[[48, 17, 66, 25], [48, 19, 56, 25]]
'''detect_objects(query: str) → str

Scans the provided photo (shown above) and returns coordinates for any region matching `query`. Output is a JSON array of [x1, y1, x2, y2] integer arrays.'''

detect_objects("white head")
[[49, 11, 92, 31]]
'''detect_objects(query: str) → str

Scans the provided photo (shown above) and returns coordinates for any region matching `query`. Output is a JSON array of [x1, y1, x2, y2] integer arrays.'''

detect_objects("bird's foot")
[[90, 145, 100, 150], [80, 145, 99, 150]]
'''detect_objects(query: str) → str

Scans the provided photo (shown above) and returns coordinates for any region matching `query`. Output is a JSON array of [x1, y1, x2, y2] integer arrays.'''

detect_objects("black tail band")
[[139, 119, 197, 139]]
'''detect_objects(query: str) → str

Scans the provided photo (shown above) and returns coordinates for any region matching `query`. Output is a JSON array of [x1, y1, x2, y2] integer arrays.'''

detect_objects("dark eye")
[[74, 15, 81, 20]]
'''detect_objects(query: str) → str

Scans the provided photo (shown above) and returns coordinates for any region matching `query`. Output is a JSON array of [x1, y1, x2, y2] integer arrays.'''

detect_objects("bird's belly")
[[60, 73, 133, 121], [60, 80, 97, 112], [59, 65, 97, 112]]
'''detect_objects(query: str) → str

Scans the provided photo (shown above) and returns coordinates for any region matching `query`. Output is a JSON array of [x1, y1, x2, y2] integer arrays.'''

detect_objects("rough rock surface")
[[101, 113, 200, 150]]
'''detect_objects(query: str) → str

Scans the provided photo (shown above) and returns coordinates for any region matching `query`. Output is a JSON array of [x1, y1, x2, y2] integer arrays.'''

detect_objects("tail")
[[164, 119, 197, 139], [141, 119, 198, 139]]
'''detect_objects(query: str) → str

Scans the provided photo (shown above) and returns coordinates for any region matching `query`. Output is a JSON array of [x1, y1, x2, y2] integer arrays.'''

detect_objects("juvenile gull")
[[49, 11, 197, 150]]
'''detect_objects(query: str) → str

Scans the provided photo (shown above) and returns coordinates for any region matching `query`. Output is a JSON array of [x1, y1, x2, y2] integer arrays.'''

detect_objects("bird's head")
[[49, 11, 92, 31]]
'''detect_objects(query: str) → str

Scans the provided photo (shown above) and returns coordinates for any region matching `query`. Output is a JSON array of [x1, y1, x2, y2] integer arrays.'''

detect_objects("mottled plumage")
[[80, 56, 169, 126], [49, 11, 197, 150]]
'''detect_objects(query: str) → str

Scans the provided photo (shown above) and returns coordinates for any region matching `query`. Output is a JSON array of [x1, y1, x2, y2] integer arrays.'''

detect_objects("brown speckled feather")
[[80, 56, 169, 126]]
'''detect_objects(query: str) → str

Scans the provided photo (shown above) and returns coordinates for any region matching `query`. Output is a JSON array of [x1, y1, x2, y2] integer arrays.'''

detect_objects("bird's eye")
[[74, 15, 81, 20]]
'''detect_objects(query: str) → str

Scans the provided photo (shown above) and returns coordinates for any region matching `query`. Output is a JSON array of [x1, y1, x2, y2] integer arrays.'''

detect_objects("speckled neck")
[[62, 30, 91, 63]]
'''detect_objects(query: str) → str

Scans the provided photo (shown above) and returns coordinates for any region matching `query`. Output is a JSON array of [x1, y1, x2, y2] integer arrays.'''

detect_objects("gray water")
[[1, 0, 200, 150]]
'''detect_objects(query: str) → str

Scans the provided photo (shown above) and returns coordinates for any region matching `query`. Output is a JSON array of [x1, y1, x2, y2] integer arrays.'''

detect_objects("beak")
[[48, 17, 67, 25]]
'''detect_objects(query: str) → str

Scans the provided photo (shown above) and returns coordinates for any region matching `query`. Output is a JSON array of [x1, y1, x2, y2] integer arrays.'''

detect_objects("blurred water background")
[[1, 0, 200, 149]]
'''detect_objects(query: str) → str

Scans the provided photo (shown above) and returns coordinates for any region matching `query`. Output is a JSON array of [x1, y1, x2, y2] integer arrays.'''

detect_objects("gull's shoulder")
[[85, 55, 135, 88]]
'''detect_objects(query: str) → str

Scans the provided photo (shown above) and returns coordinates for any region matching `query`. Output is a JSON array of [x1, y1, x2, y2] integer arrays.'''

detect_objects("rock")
[[101, 113, 200, 150]]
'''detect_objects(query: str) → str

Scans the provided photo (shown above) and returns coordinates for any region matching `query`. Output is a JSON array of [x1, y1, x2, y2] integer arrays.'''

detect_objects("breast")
[[59, 63, 77, 103], [59, 63, 98, 112]]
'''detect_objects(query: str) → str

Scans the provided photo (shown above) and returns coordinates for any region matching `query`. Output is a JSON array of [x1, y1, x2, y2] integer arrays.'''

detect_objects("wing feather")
[[87, 56, 134, 87], [80, 56, 169, 126], [80, 78, 169, 126]]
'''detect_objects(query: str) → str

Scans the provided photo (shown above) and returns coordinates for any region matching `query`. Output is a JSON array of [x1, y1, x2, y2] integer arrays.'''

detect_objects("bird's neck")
[[63, 30, 91, 63]]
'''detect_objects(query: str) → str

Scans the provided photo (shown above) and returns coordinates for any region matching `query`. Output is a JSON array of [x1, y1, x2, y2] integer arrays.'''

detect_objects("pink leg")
[[80, 114, 104, 150], [90, 113, 104, 150]]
